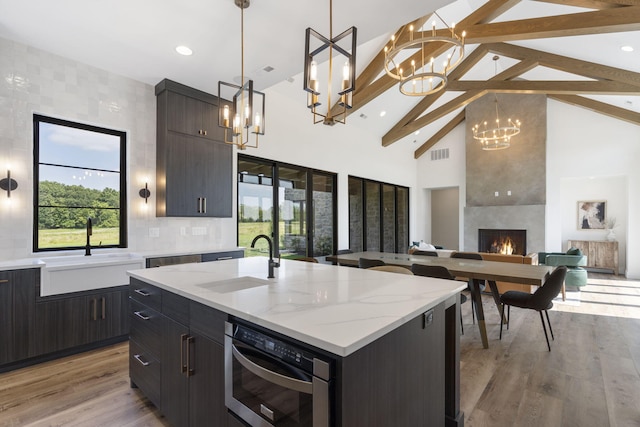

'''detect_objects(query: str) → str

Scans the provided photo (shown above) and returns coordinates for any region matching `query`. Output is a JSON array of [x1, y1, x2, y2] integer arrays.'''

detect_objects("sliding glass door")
[[238, 155, 336, 259], [278, 166, 307, 257], [348, 176, 410, 253], [238, 158, 274, 257]]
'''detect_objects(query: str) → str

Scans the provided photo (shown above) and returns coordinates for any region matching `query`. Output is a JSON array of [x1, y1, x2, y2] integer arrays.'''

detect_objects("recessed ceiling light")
[[414, 130, 420, 135], [379, 111, 386, 117], [621, 45, 634, 52], [176, 46, 193, 56]]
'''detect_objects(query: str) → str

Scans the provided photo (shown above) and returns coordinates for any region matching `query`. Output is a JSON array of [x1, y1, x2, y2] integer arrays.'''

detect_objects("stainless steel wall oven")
[[225, 321, 332, 427]]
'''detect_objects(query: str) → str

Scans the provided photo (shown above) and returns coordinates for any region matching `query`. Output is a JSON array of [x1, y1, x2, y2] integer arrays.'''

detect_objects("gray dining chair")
[[500, 266, 567, 351], [359, 258, 386, 269], [411, 264, 467, 334], [412, 250, 438, 256]]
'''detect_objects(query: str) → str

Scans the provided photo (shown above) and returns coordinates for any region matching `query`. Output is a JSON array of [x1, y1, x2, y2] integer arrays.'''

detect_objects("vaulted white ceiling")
[[1, 0, 638, 153]]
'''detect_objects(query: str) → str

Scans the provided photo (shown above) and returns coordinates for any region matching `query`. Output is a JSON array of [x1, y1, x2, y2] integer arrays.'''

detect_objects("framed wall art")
[[578, 200, 606, 230]]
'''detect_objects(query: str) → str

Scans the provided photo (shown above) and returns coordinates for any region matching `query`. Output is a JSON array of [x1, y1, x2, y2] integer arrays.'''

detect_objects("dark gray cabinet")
[[1, 267, 128, 373], [0, 269, 37, 366], [130, 280, 227, 427], [166, 91, 223, 141], [35, 287, 129, 355], [129, 279, 163, 409], [201, 249, 244, 262], [156, 79, 232, 218]]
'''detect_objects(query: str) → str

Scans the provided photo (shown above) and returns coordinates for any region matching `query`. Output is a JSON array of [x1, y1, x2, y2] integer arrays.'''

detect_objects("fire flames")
[[490, 237, 515, 255]]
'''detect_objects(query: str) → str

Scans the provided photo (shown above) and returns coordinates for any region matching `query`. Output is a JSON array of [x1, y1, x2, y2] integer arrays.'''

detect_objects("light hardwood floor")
[[1, 273, 638, 427]]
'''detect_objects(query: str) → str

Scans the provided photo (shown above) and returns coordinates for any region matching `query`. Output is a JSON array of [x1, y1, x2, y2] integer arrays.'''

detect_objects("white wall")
[[547, 100, 638, 277], [0, 37, 237, 260], [415, 121, 466, 248], [416, 100, 640, 279]]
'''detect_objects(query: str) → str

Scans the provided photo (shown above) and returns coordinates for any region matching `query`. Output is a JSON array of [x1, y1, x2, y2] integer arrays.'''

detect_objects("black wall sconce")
[[0, 170, 18, 198], [139, 182, 151, 203]]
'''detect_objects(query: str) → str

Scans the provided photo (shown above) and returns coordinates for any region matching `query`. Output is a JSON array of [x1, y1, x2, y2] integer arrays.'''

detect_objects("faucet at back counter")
[[85, 217, 92, 256]]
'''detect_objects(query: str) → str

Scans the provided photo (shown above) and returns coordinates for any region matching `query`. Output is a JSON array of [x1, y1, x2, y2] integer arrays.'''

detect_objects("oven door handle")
[[231, 344, 313, 394]]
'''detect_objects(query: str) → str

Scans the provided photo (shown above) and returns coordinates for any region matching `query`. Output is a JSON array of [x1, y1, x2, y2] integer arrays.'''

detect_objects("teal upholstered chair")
[[538, 248, 588, 300]]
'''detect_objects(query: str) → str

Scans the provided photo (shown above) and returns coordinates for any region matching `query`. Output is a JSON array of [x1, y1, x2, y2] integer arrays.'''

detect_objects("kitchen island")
[[128, 257, 465, 427]]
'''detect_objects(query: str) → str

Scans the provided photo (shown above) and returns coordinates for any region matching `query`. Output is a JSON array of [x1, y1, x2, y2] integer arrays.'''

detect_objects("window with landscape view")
[[33, 114, 127, 251]]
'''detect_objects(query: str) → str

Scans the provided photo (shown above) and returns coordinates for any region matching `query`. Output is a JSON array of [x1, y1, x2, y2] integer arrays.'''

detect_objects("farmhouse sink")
[[39, 253, 144, 296]]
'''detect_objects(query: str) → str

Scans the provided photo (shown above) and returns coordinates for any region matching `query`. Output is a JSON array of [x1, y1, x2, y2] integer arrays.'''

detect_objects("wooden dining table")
[[326, 251, 555, 349]]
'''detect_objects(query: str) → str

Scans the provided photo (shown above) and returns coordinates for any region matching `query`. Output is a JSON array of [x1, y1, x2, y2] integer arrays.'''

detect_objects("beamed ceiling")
[[335, 0, 640, 159]]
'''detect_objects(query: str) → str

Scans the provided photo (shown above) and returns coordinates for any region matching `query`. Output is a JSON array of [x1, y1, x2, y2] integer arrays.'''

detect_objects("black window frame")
[[33, 114, 128, 252], [348, 175, 410, 254], [237, 154, 338, 258]]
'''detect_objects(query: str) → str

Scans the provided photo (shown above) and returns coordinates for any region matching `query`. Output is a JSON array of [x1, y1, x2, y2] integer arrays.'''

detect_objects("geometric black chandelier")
[[218, 0, 266, 150], [304, 0, 357, 126]]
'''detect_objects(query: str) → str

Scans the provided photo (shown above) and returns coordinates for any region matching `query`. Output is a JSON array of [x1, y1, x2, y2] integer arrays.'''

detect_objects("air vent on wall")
[[430, 148, 449, 161]]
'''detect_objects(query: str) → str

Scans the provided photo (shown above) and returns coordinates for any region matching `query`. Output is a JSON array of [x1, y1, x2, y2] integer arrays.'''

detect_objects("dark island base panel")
[[130, 283, 462, 426]]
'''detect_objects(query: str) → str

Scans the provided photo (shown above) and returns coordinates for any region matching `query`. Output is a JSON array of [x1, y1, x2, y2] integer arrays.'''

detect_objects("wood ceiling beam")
[[346, 0, 520, 116], [447, 80, 640, 94], [548, 94, 640, 125], [383, 58, 538, 146], [533, 0, 636, 9], [464, 6, 640, 44], [348, 15, 431, 95], [414, 111, 466, 159], [486, 42, 640, 87], [383, 90, 487, 146]]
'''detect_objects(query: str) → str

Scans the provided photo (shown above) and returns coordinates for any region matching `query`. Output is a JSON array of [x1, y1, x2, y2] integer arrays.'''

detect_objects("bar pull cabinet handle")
[[0, 279, 8, 283], [203, 130, 207, 136], [197, 197, 202, 213], [134, 289, 150, 297], [133, 354, 150, 367], [202, 197, 206, 214], [186, 336, 195, 376], [134, 311, 150, 320], [101, 297, 106, 320], [180, 334, 188, 373], [90, 298, 97, 321], [217, 256, 232, 261]]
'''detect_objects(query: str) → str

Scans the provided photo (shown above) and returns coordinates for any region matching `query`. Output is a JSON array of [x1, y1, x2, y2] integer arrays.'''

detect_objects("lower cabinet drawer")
[[130, 299, 163, 356], [129, 339, 161, 409], [129, 279, 162, 312]]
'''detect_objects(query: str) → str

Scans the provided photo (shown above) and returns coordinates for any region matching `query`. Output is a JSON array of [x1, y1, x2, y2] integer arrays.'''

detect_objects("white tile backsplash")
[[0, 37, 237, 261]]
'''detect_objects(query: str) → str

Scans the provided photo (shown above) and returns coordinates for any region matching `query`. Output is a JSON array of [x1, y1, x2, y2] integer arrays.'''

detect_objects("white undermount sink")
[[40, 253, 144, 296]]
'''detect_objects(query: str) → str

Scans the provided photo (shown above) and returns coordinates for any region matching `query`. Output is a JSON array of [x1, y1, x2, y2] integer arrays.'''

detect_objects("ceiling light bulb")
[[380, 111, 386, 117], [414, 130, 420, 135], [621, 45, 634, 52], [176, 46, 193, 56]]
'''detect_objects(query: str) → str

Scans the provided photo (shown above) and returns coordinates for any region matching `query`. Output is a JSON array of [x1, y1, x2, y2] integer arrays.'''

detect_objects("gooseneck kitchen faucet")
[[85, 217, 92, 256], [250, 234, 279, 278]]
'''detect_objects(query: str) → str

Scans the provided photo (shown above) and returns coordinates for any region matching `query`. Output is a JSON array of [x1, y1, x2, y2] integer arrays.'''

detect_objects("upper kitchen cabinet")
[[155, 79, 232, 217]]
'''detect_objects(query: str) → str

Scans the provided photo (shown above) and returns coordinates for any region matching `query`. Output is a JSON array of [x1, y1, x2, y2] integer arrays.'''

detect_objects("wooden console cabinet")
[[567, 240, 619, 275]]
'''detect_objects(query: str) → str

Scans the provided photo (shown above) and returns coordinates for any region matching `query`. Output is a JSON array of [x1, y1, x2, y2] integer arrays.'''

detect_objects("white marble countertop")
[[0, 258, 45, 271], [127, 257, 465, 357], [0, 247, 245, 272]]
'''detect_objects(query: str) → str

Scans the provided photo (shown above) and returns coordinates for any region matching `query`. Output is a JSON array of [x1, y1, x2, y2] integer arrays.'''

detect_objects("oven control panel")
[[233, 324, 315, 373]]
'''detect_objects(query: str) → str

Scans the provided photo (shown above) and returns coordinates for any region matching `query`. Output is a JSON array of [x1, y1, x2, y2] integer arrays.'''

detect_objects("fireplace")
[[478, 229, 526, 256]]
